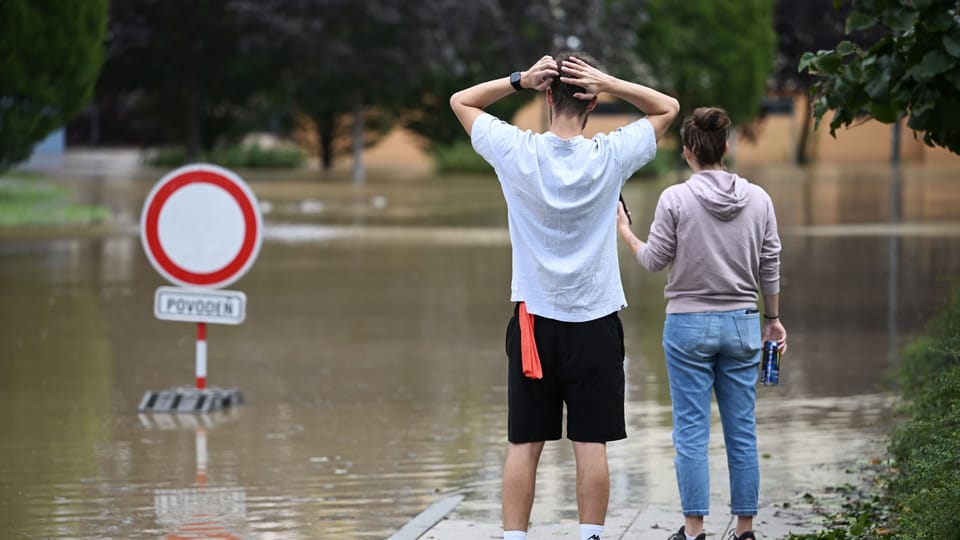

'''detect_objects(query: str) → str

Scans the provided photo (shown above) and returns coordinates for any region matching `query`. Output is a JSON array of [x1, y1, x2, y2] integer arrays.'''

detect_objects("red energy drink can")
[[760, 340, 780, 385]]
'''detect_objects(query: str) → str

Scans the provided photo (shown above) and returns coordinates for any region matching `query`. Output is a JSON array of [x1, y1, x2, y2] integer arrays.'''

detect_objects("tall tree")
[[0, 1, 108, 172], [800, 0, 960, 155], [773, 0, 851, 163], [99, 0, 268, 160], [403, 0, 646, 152], [634, 0, 776, 145]]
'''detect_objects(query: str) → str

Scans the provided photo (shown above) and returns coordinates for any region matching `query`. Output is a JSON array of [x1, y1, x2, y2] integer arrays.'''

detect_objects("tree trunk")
[[795, 97, 813, 165], [185, 94, 203, 161], [317, 112, 334, 171], [351, 96, 365, 185]]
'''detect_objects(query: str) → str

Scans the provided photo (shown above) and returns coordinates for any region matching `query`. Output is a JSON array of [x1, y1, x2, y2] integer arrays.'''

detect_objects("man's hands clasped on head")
[[559, 56, 614, 101], [520, 55, 560, 92]]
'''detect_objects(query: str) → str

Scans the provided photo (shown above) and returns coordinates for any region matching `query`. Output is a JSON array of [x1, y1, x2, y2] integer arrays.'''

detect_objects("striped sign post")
[[138, 164, 261, 412]]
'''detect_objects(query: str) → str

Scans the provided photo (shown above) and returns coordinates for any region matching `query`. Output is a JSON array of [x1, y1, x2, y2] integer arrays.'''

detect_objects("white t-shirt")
[[471, 113, 657, 322]]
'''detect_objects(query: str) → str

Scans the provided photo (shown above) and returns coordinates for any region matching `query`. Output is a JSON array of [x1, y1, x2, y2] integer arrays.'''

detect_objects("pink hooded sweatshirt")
[[637, 169, 781, 314]]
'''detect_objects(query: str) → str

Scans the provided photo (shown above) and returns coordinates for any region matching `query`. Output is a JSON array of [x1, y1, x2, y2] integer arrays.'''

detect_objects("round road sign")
[[140, 164, 262, 289]]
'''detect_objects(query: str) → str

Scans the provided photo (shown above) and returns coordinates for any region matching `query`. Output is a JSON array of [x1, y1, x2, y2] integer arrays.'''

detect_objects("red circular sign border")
[[142, 165, 261, 288]]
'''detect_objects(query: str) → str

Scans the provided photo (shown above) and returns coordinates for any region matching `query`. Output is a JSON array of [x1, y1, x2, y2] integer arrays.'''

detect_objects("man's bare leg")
[[572, 441, 609, 525], [503, 441, 545, 531]]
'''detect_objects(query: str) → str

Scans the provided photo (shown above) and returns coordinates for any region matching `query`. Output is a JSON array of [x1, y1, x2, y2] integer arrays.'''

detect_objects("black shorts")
[[505, 304, 626, 443]]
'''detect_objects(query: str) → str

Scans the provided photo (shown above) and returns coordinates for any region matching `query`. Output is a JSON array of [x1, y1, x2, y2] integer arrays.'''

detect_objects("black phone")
[[619, 194, 632, 225]]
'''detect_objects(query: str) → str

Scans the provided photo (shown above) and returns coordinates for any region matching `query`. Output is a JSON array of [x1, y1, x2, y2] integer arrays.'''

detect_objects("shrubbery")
[[789, 291, 960, 539], [147, 144, 306, 169], [431, 140, 493, 175], [886, 292, 960, 537]]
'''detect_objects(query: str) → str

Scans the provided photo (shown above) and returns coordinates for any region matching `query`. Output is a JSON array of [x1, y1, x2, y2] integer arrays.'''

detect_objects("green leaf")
[[946, 70, 960, 90], [945, 34, 960, 59], [870, 101, 901, 123], [923, 14, 953, 32], [836, 41, 858, 56], [865, 74, 890, 99], [798, 51, 817, 72], [884, 8, 919, 32], [909, 50, 957, 80], [847, 11, 878, 32], [813, 52, 844, 75]]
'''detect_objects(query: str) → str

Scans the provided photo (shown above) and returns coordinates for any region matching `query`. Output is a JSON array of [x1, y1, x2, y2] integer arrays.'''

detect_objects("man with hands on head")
[[450, 52, 678, 540]]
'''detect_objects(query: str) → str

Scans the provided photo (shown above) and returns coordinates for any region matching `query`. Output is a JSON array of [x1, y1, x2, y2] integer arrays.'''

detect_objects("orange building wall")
[[352, 94, 960, 171]]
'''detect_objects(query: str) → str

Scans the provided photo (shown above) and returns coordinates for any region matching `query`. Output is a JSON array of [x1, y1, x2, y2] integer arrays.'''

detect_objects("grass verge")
[[0, 171, 111, 227], [788, 291, 960, 539]]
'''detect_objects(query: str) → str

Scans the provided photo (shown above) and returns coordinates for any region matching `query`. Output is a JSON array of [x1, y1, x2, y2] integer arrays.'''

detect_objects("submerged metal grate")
[[138, 387, 244, 413]]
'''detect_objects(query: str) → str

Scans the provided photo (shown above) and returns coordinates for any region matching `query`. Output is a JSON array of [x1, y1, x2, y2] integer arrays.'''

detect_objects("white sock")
[[580, 523, 603, 540], [504, 531, 526, 540], [685, 533, 699, 540]]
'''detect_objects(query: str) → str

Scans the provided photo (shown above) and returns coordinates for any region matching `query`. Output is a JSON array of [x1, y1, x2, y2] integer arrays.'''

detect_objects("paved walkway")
[[390, 496, 822, 540]]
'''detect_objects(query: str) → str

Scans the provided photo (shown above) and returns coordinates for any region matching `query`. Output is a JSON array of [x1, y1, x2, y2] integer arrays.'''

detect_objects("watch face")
[[510, 71, 522, 90]]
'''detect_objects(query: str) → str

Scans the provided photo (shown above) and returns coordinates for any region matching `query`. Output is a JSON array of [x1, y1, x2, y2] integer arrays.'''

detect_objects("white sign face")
[[141, 164, 262, 289], [154, 287, 247, 325]]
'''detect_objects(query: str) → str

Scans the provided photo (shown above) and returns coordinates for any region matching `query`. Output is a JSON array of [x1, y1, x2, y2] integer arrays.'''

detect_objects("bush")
[[632, 145, 681, 178], [788, 291, 960, 540], [146, 144, 306, 169], [431, 140, 493, 175], [886, 292, 960, 537]]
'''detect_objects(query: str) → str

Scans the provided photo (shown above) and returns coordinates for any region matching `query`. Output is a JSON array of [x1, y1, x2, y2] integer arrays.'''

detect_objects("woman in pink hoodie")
[[617, 107, 788, 540]]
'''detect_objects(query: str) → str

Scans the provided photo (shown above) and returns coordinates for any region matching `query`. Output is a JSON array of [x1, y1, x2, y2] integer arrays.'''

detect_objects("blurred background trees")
[[634, 0, 776, 143], [772, 0, 850, 164], [6, 0, 958, 176], [0, 1, 108, 171]]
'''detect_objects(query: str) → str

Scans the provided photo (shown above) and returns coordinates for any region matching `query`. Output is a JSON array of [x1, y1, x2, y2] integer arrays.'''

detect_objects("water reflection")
[[0, 164, 958, 537]]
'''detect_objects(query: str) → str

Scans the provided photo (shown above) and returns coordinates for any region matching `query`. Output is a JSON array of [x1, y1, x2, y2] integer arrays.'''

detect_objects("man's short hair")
[[550, 51, 603, 117]]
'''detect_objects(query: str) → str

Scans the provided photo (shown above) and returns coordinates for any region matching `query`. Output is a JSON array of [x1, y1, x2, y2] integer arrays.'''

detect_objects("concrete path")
[[392, 496, 822, 540]]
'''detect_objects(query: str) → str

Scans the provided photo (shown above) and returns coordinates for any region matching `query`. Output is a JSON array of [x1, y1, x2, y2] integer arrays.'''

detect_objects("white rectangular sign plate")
[[154, 286, 246, 325]]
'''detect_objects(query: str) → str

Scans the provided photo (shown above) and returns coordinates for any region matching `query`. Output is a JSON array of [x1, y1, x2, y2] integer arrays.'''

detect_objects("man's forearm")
[[450, 77, 516, 134], [602, 78, 679, 140], [451, 77, 515, 112], [605, 78, 678, 116]]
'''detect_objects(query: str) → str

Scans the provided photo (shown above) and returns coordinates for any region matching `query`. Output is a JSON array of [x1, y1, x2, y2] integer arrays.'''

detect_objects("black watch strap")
[[509, 71, 524, 92]]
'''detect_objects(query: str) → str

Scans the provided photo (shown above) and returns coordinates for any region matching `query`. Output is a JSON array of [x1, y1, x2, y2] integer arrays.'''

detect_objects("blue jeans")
[[662, 310, 761, 517]]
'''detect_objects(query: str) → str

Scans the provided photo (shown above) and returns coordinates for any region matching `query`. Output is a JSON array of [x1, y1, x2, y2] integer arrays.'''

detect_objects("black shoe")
[[668, 526, 706, 540], [727, 531, 756, 540]]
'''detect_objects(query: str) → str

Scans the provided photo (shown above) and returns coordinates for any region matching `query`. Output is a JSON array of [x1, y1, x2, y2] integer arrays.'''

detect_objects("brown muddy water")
[[1, 159, 959, 538]]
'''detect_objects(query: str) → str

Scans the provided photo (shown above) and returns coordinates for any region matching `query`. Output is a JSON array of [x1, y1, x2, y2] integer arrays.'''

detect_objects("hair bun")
[[694, 108, 730, 131]]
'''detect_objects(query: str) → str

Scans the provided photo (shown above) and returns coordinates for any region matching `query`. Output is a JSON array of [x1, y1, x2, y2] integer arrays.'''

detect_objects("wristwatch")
[[509, 71, 524, 92]]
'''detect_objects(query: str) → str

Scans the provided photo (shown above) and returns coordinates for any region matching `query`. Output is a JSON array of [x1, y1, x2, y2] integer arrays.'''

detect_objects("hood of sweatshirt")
[[686, 169, 750, 221]]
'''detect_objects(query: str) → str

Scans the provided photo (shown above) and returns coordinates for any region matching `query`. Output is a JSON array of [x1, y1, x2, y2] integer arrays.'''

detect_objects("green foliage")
[[0, 176, 110, 226], [100, 1, 271, 158], [885, 291, 960, 537], [431, 141, 493, 175], [786, 493, 893, 540], [634, 0, 776, 137], [800, 0, 960, 154], [147, 144, 305, 169], [788, 290, 960, 539], [632, 146, 680, 179], [0, 1, 108, 172], [402, 0, 645, 150]]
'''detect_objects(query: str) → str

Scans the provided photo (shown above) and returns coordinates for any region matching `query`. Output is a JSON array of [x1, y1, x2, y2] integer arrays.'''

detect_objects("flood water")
[[1, 159, 959, 538]]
